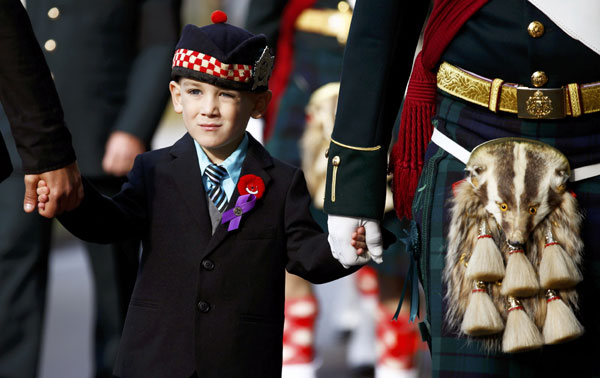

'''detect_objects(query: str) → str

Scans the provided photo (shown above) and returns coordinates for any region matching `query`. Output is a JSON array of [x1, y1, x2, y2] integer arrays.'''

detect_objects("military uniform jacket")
[[24, 0, 180, 177], [59, 133, 356, 378]]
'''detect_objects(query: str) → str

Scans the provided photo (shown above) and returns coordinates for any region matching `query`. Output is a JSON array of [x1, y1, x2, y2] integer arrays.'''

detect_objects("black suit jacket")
[[59, 133, 357, 378], [0, 0, 75, 181]]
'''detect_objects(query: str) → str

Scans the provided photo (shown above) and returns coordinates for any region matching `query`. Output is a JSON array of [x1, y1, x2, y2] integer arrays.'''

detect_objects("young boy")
[[37, 12, 368, 378]]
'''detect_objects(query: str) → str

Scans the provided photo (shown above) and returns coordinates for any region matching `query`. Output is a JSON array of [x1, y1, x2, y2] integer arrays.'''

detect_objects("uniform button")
[[531, 71, 548, 87], [201, 259, 215, 271], [197, 301, 211, 313], [337, 1, 350, 12], [47, 7, 60, 19], [44, 39, 57, 52], [527, 21, 544, 38]]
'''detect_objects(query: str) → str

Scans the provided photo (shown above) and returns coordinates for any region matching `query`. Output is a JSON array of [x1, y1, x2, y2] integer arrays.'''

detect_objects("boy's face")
[[169, 78, 270, 163]]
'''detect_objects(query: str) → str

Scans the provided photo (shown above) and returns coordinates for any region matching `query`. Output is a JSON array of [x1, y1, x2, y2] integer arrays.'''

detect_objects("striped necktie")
[[204, 164, 228, 213]]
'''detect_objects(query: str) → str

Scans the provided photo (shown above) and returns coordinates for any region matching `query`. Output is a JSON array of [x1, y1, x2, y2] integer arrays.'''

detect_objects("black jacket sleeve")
[[0, 0, 76, 178], [284, 168, 361, 283], [58, 154, 147, 243], [323, 0, 429, 219]]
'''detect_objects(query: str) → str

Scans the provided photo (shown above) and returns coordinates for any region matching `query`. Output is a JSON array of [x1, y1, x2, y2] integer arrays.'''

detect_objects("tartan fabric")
[[172, 49, 252, 83], [413, 93, 600, 377]]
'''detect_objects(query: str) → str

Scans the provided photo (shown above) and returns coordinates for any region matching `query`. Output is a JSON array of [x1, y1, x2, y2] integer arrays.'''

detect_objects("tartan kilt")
[[413, 93, 600, 377]]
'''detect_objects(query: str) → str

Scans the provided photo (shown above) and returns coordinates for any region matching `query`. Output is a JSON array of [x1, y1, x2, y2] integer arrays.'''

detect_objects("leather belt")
[[295, 5, 352, 45], [437, 62, 600, 119]]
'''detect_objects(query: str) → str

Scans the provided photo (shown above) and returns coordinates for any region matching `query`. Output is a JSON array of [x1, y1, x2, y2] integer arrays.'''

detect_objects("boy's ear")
[[251, 90, 272, 119], [169, 80, 183, 114]]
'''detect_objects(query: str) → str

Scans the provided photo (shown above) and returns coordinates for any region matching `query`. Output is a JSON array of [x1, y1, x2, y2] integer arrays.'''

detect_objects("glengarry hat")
[[171, 11, 273, 92]]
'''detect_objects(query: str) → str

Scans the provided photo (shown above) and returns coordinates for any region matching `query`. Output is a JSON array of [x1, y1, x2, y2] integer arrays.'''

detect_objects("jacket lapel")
[[201, 134, 273, 259], [168, 134, 212, 245]]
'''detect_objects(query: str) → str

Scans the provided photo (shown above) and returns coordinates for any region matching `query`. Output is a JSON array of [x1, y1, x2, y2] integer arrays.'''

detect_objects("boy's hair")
[[171, 11, 273, 93]]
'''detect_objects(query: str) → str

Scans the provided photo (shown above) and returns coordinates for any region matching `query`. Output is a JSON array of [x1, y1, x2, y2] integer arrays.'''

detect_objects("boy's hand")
[[23, 161, 83, 217], [36, 180, 50, 212], [351, 226, 367, 255]]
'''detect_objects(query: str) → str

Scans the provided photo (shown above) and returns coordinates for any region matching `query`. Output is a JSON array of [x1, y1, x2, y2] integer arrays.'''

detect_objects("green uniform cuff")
[[323, 141, 388, 219]]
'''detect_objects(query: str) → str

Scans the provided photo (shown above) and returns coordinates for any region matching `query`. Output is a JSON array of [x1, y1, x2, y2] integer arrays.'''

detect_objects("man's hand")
[[102, 131, 145, 177], [23, 161, 83, 217], [327, 215, 384, 268]]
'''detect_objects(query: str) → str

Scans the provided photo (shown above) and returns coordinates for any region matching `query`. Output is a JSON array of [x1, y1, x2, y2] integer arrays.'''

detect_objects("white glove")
[[327, 215, 383, 268]]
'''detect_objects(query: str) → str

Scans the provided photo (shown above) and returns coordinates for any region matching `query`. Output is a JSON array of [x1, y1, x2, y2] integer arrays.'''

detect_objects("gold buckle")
[[516, 87, 566, 119]]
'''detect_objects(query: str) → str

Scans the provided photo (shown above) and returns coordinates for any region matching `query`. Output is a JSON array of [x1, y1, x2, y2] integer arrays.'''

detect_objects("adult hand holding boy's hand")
[[327, 215, 383, 268], [23, 161, 83, 217], [102, 131, 145, 177]]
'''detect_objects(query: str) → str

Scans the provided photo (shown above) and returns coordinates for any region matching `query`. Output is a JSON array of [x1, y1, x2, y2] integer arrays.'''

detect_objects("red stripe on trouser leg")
[[282, 295, 318, 365], [376, 305, 420, 370], [356, 266, 379, 296]]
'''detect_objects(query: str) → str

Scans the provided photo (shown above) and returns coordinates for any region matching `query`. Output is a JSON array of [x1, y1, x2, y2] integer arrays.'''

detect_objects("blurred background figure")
[[0, 0, 180, 377]]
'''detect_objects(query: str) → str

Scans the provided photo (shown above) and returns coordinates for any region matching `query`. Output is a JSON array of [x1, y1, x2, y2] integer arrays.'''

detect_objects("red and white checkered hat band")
[[172, 48, 252, 83]]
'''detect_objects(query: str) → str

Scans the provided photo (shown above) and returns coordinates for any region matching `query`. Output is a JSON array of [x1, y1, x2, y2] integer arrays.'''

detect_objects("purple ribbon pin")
[[221, 194, 256, 231]]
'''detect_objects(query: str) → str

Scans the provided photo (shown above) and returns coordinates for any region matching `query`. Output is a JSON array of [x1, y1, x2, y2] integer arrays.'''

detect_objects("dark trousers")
[[0, 174, 51, 378]]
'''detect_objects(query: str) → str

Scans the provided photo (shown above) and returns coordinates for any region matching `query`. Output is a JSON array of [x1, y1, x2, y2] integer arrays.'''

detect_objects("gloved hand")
[[327, 215, 383, 268]]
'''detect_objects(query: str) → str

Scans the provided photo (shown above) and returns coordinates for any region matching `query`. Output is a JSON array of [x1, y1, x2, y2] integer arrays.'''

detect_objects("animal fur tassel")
[[465, 221, 505, 282], [461, 281, 504, 336], [539, 229, 582, 289], [543, 290, 584, 345], [501, 246, 539, 297], [502, 296, 543, 353]]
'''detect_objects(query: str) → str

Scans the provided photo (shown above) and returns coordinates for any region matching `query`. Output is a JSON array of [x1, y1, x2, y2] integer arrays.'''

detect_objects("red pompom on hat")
[[211, 10, 227, 24]]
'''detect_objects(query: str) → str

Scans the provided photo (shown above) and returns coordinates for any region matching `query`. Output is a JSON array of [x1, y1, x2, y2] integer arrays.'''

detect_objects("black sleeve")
[[323, 0, 429, 219], [58, 154, 148, 243], [0, 0, 76, 175], [284, 168, 360, 283]]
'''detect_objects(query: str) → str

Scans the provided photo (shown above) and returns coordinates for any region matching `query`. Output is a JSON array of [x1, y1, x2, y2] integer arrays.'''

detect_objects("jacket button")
[[197, 301, 211, 313], [48, 7, 60, 19], [202, 259, 215, 271], [531, 71, 548, 87], [44, 39, 57, 52], [527, 21, 544, 38]]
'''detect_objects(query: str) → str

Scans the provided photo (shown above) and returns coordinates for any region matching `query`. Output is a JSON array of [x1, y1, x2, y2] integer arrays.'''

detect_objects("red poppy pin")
[[237, 174, 265, 199]]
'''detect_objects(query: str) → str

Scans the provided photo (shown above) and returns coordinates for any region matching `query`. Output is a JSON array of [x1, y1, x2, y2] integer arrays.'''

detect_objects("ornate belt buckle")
[[516, 87, 566, 119]]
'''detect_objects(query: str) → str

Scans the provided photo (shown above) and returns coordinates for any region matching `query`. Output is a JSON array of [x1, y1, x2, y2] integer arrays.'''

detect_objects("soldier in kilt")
[[416, 95, 600, 376], [325, 0, 600, 377]]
